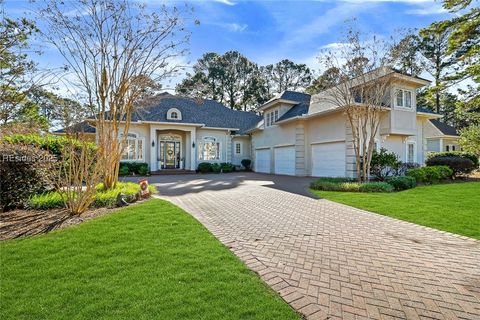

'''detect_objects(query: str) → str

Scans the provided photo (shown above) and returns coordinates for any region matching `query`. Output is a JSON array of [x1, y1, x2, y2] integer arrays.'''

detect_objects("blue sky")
[[4, 0, 453, 88]]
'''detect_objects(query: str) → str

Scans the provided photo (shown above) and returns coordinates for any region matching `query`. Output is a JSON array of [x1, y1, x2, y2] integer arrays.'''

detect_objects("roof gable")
[[429, 119, 459, 136]]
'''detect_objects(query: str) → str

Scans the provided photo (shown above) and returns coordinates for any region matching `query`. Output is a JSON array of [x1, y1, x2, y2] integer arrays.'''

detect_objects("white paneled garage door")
[[274, 146, 295, 176], [311, 142, 346, 177], [255, 149, 271, 173]]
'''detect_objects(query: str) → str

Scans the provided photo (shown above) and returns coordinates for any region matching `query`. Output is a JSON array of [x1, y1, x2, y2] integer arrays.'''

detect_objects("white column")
[[150, 126, 157, 171], [439, 138, 444, 152], [190, 128, 196, 170]]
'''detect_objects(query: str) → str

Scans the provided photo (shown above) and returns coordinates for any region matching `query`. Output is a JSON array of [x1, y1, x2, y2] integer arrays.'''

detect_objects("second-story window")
[[396, 89, 413, 108], [396, 89, 404, 107], [405, 91, 412, 108]]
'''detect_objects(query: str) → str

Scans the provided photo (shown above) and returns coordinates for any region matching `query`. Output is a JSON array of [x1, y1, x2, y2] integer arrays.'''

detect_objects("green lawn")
[[0, 200, 299, 320], [311, 182, 480, 240]]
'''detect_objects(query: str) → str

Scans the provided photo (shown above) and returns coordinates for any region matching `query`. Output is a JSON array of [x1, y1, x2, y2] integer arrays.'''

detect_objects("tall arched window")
[[121, 133, 144, 161], [198, 136, 221, 161]]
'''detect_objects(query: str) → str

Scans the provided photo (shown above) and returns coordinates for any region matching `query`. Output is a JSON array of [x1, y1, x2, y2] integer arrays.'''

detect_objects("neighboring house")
[[60, 68, 453, 177], [424, 118, 461, 152], [53, 120, 96, 142], [248, 68, 442, 178]]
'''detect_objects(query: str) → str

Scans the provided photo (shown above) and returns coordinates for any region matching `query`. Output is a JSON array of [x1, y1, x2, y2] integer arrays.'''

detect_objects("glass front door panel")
[[160, 140, 181, 169], [165, 142, 175, 168]]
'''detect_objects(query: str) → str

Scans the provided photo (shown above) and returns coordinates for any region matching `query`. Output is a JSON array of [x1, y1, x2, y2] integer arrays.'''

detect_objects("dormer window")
[[265, 109, 280, 127], [167, 108, 182, 120]]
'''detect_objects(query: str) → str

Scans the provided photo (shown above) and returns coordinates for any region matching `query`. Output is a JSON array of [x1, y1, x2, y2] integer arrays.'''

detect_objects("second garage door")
[[255, 149, 271, 173], [274, 146, 295, 175], [311, 142, 346, 177]]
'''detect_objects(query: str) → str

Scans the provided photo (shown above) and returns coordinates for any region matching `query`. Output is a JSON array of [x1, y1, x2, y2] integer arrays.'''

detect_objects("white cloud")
[[405, 4, 447, 15], [207, 22, 248, 32], [212, 0, 237, 6], [226, 23, 248, 32]]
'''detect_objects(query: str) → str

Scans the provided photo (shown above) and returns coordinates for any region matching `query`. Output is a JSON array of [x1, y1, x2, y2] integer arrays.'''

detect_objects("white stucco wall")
[[231, 136, 251, 166]]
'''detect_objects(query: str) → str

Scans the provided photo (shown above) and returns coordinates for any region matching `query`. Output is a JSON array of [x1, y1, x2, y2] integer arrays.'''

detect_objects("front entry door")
[[160, 140, 181, 169]]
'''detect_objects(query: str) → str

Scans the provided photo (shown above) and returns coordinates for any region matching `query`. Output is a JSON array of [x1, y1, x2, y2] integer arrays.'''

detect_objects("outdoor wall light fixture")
[[152, 140, 155, 147], [192, 142, 195, 148]]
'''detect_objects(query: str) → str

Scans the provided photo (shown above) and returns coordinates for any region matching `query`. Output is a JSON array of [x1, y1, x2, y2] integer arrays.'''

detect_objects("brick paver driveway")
[[145, 173, 480, 319]]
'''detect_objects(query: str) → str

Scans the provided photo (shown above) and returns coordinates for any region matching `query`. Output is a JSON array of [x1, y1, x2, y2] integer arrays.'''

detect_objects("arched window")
[[121, 132, 144, 161], [198, 136, 221, 161], [167, 108, 182, 120]]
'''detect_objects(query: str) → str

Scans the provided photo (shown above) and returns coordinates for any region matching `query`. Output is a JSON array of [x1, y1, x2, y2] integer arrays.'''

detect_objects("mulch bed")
[[0, 206, 123, 241]]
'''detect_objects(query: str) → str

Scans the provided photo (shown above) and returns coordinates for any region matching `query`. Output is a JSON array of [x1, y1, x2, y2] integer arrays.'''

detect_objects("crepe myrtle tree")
[[38, 0, 192, 189], [318, 26, 407, 182]]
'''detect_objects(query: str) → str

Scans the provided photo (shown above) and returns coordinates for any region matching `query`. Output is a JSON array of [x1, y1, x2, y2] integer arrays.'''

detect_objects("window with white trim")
[[198, 137, 221, 161], [265, 109, 279, 127], [121, 133, 144, 161], [446, 144, 456, 152], [406, 141, 416, 163], [235, 142, 242, 155], [395, 89, 413, 108], [167, 108, 182, 120]]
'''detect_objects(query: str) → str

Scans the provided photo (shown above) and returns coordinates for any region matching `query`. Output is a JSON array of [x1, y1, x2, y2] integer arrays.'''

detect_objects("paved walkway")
[[140, 173, 480, 319]]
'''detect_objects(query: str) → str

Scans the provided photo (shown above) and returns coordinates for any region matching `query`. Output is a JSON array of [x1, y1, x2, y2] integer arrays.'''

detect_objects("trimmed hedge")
[[406, 165, 453, 184], [118, 162, 149, 176], [426, 156, 475, 176], [197, 162, 235, 173], [310, 178, 393, 193], [427, 151, 478, 167], [385, 176, 416, 191]]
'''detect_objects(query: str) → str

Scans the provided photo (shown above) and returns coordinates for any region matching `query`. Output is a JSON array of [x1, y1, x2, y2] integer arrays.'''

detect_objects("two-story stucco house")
[[75, 68, 459, 177]]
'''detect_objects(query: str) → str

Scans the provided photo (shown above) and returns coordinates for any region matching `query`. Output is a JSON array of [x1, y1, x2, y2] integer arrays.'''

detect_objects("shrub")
[[395, 162, 420, 176], [119, 162, 149, 176], [310, 178, 353, 191], [0, 142, 57, 211], [359, 182, 394, 193], [197, 162, 212, 173], [310, 178, 393, 193], [426, 156, 475, 176], [427, 151, 478, 167], [220, 162, 235, 173], [119, 164, 130, 176], [385, 176, 416, 191], [29, 192, 64, 210], [30, 182, 157, 210], [1, 134, 96, 159], [211, 163, 221, 173], [241, 159, 252, 170], [370, 148, 400, 180], [406, 166, 453, 184]]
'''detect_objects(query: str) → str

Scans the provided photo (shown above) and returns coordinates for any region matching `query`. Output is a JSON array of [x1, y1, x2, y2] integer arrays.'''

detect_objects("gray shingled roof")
[[417, 106, 439, 115], [276, 91, 311, 122], [131, 93, 262, 134], [53, 121, 96, 134], [430, 119, 459, 136]]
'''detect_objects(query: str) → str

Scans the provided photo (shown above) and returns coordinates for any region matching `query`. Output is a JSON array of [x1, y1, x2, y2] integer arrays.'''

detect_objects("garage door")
[[255, 149, 271, 173], [274, 146, 295, 175], [311, 142, 346, 177]]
